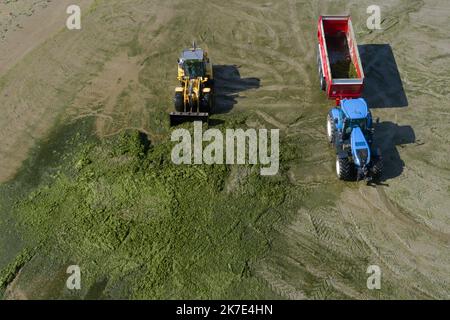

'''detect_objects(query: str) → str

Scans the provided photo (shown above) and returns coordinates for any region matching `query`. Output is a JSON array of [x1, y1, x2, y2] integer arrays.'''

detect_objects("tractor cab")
[[340, 98, 371, 139], [339, 99, 375, 176]]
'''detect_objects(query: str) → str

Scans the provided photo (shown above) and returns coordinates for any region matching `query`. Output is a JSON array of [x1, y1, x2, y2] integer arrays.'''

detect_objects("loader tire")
[[210, 92, 215, 114], [327, 113, 336, 143], [336, 156, 354, 181], [174, 92, 184, 112], [200, 93, 211, 113]]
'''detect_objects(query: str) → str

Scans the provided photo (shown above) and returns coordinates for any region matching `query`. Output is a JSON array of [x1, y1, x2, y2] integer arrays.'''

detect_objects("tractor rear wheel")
[[336, 156, 354, 181], [372, 157, 383, 179], [327, 114, 336, 143], [174, 92, 184, 112]]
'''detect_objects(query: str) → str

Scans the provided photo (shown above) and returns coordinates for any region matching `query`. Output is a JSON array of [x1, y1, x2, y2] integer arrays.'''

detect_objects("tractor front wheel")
[[336, 156, 354, 181], [327, 114, 336, 143]]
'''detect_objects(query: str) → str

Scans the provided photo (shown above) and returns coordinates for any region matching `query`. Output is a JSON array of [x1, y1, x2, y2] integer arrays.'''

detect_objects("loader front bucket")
[[169, 112, 209, 126]]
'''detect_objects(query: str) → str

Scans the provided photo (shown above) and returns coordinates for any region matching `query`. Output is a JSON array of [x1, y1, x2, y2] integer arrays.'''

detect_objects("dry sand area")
[[0, 0, 93, 181], [0, 0, 449, 299]]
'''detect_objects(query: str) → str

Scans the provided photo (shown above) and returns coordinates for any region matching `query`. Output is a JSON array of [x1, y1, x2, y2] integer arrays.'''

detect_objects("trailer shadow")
[[373, 121, 416, 182], [359, 44, 408, 108], [213, 65, 260, 114]]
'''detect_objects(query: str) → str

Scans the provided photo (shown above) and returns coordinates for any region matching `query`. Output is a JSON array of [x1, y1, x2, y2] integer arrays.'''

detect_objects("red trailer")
[[317, 15, 365, 103]]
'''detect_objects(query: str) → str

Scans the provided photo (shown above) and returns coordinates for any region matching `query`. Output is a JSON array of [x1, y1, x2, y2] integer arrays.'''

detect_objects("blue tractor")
[[327, 98, 383, 181]]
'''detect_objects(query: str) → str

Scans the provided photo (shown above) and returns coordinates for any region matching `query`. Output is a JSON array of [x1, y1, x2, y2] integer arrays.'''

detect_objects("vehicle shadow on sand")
[[212, 65, 260, 114], [373, 121, 416, 182], [359, 44, 408, 108]]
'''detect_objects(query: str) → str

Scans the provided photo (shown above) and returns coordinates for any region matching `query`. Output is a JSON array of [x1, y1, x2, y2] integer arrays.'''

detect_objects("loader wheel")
[[200, 93, 211, 113], [336, 156, 354, 181], [327, 113, 336, 143], [174, 92, 184, 112], [210, 93, 215, 114], [371, 157, 383, 179]]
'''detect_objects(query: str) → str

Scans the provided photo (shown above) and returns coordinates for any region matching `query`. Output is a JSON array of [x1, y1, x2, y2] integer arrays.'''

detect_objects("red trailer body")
[[317, 16, 365, 101]]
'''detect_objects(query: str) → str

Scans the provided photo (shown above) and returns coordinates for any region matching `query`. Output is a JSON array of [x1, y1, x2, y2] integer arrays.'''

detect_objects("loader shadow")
[[213, 65, 260, 114], [359, 44, 408, 108], [373, 121, 416, 182]]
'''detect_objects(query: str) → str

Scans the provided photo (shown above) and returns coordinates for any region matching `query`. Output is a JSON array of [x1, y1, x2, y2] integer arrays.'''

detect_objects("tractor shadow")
[[359, 44, 408, 108], [373, 121, 416, 182], [213, 65, 260, 114]]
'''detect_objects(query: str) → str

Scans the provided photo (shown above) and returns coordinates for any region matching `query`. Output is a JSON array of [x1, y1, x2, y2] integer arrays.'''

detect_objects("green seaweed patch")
[[0, 248, 34, 291], [331, 60, 358, 79], [8, 124, 298, 299]]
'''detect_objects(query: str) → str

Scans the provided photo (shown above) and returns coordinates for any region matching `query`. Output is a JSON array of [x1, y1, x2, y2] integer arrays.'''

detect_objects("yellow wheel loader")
[[170, 42, 214, 126]]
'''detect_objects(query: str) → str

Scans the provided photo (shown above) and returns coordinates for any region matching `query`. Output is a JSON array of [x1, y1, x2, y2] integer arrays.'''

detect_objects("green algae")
[[0, 118, 300, 299], [0, 248, 34, 291]]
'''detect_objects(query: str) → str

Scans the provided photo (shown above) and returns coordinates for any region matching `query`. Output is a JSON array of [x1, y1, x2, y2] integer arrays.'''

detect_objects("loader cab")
[[178, 49, 207, 79], [183, 60, 206, 78]]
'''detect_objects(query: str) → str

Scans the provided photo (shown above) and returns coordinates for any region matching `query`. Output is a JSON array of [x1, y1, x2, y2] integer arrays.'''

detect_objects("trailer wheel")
[[327, 113, 336, 143], [174, 92, 184, 112], [317, 45, 326, 91], [336, 156, 354, 181], [320, 73, 326, 91]]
